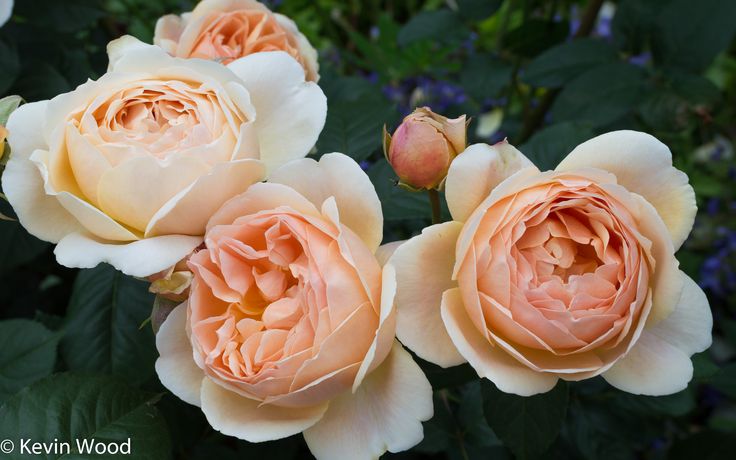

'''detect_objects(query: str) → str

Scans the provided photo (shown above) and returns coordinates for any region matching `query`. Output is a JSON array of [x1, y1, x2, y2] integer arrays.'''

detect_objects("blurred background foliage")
[[0, 0, 735, 459]]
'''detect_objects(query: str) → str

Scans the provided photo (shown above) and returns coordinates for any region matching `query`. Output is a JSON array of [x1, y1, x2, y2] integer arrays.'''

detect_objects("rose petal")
[[155, 303, 205, 406], [391, 221, 466, 367], [648, 271, 712, 357], [227, 51, 326, 172], [2, 101, 85, 243], [556, 130, 696, 250], [146, 159, 266, 237], [55, 232, 202, 277], [200, 377, 328, 442], [441, 287, 559, 396], [303, 341, 432, 460], [602, 330, 693, 396], [206, 182, 320, 230], [445, 142, 534, 222], [269, 153, 383, 251]]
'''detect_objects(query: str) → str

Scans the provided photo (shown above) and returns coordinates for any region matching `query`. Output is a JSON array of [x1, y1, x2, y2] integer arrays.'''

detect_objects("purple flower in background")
[[700, 224, 736, 297], [629, 52, 652, 67], [381, 77, 467, 117]]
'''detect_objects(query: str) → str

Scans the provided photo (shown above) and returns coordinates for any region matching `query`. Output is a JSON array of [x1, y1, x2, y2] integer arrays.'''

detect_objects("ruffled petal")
[[269, 153, 383, 251], [556, 130, 696, 250], [441, 287, 558, 396]]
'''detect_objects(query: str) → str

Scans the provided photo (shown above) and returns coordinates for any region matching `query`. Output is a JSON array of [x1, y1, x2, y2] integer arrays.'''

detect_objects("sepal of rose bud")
[[385, 107, 467, 190]]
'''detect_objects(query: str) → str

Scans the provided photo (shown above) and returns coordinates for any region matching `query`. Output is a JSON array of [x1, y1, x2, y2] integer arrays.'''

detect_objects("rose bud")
[[384, 107, 467, 190]]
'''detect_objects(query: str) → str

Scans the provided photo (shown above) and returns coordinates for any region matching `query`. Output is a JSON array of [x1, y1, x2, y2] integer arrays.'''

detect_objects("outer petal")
[[145, 159, 266, 237], [155, 303, 204, 407], [303, 341, 433, 460], [445, 142, 534, 222], [2, 101, 84, 243], [602, 271, 712, 396], [375, 240, 403, 267], [54, 232, 203, 277], [205, 182, 320, 230], [274, 13, 320, 81], [602, 331, 693, 396], [391, 221, 465, 367], [200, 378, 328, 443], [648, 272, 712, 356], [441, 288, 558, 396], [556, 130, 696, 250], [352, 263, 397, 391], [227, 52, 327, 172], [153, 15, 185, 55], [269, 153, 383, 251]]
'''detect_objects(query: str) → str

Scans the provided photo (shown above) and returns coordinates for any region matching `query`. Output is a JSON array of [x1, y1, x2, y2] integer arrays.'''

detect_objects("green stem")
[[428, 189, 442, 225]]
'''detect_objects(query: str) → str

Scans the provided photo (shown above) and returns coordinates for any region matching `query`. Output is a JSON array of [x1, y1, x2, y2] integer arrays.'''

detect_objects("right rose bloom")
[[390, 131, 713, 396]]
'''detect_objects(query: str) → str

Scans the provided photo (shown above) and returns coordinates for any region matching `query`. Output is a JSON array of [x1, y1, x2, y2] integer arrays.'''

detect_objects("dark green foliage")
[[1, 0, 735, 459]]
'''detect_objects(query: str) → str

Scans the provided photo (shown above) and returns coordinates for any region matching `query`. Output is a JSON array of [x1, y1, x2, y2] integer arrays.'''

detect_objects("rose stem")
[[428, 189, 442, 225]]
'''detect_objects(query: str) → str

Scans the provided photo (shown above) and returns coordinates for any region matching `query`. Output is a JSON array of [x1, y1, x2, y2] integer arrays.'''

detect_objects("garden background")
[[0, 0, 735, 458]]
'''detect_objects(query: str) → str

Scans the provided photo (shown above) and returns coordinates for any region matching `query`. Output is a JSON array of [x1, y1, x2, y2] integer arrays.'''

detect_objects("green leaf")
[[456, 0, 502, 21], [397, 10, 466, 47], [482, 379, 569, 459], [504, 19, 569, 58], [0, 95, 22, 126], [0, 220, 50, 275], [611, 0, 669, 53], [15, 0, 105, 33], [613, 389, 696, 417], [550, 62, 648, 127], [367, 161, 431, 221], [520, 122, 595, 171], [523, 39, 618, 88], [316, 94, 396, 161], [61, 264, 157, 386], [460, 55, 513, 102], [0, 319, 59, 401], [12, 62, 70, 102], [711, 363, 736, 399], [652, 0, 736, 72], [0, 40, 20, 96], [0, 373, 171, 460]]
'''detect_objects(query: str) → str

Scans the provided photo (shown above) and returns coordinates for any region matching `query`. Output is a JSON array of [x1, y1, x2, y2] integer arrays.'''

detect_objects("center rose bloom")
[[155, 154, 432, 459], [1, 37, 325, 277], [390, 132, 712, 396], [155, 0, 319, 81]]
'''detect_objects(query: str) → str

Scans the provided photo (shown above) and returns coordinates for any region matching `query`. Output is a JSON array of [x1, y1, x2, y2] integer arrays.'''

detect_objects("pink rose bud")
[[385, 107, 467, 190]]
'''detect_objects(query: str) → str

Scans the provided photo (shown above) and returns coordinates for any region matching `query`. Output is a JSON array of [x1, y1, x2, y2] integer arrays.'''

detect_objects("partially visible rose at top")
[[155, 0, 319, 82]]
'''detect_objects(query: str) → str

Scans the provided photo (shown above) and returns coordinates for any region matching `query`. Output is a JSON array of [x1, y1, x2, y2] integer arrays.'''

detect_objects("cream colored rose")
[[390, 132, 712, 396], [1, 36, 326, 277], [155, 0, 319, 81], [155, 153, 432, 459]]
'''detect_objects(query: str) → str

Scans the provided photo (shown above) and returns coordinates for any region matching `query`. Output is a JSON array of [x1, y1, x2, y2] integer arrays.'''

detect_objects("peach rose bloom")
[[390, 132, 712, 396], [155, 153, 432, 460], [155, 0, 319, 81], [1, 36, 325, 277]]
